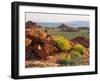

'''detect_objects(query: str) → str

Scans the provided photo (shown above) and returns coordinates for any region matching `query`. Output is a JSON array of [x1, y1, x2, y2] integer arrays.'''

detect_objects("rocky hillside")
[[25, 21, 89, 68]]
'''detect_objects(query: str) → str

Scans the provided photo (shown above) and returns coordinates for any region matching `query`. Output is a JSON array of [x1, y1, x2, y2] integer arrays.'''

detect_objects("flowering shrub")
[[54, 35, 72, 52], [73, 44, 86, 55]]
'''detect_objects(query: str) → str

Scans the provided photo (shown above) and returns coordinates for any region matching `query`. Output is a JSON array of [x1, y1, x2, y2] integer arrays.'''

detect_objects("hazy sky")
[[25, 12, 90, 23]]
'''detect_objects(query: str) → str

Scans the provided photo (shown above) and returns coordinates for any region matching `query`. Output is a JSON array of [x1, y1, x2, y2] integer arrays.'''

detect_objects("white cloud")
[[25, 12, 90, 23]]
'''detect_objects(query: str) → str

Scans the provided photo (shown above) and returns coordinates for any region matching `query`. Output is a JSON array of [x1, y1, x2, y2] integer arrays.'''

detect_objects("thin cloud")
[[25, 12, 90, 23]]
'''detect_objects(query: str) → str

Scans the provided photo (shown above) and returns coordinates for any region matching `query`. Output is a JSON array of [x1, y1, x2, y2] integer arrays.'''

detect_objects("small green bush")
[[73, 44, 86, 55], [59, 50, 83, 66], [70, 50, 81, 59], [59, 59, 69, 66], [54, 35, 72, 52], [70, 50, 82, 65], [59, 46, 87, 66], [59, 54, 73, 66]]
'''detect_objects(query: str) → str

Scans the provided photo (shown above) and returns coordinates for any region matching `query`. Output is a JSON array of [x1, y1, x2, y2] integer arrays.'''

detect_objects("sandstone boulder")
[[26, 46, 34, 60], [71, 36, 89, 48], [25, 38, 32, 47], [32, 44, 58, 59]]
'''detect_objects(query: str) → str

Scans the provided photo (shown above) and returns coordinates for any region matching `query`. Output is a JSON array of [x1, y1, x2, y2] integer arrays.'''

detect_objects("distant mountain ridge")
[[67, 21, 89, 27], [38, 20, 89, 28]]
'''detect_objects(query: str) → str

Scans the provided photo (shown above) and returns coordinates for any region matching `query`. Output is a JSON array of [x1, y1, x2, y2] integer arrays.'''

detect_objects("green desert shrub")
[[59, 53, 74, 66], [59, 50, 83, 66], [73, 44, 86, 55], [59, 55, 72, 66], [58, 59, 69, 66], [70, 50, 82, 65], [54, 35, 72, 52], [70, 50, 81, 59]]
